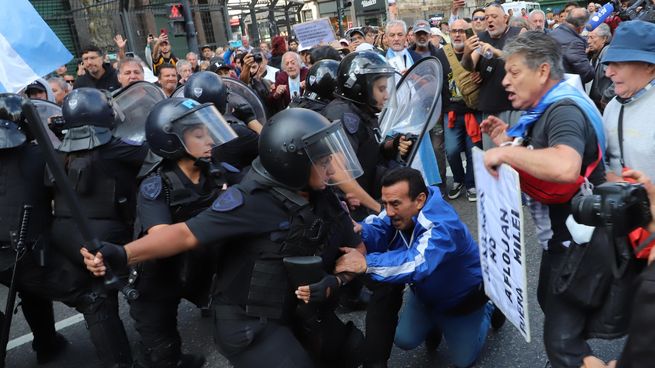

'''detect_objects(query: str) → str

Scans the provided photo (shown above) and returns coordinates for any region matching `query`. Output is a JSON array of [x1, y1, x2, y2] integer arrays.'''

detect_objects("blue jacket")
[[361, 186, 482, 311]]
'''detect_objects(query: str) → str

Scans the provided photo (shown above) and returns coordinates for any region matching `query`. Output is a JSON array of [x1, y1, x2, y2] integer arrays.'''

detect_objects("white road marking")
[[7, 314, 84, 350]]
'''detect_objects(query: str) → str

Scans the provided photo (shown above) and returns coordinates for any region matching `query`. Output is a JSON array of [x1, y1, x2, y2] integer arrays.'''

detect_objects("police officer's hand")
[[79, 242, 127, 277], [335, 247, 367, 274], [232, 101, 257, 124], [296, 275, 340, 303]]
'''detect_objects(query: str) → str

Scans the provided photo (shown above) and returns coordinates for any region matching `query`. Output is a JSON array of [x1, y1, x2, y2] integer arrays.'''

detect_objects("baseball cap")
[[25, 81, 46, 92], [602, 20, 655, 65], [413, 20, 431, 34], [430, 27, 444, 37]]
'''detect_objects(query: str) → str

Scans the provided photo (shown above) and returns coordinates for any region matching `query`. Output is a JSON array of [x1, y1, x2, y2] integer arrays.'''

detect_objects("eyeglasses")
[[472, 16, 486, 21]]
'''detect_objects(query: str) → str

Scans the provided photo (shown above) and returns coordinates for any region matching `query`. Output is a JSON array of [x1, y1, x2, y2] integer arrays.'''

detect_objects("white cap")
[[355, 43, 375, 51], [430, 27, 444, 37]]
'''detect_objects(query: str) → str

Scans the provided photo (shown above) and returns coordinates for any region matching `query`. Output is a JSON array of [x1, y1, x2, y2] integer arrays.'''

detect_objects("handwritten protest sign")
[[472, 147, 531, 342], [292, 18, 336, 49]]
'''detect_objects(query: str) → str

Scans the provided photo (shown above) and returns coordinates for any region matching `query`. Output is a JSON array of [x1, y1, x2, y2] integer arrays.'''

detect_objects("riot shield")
[[112, 81, 166, 144], [31, 99, 63, 146], [222, 77, 267, 124], [378, 57, 443, 166]]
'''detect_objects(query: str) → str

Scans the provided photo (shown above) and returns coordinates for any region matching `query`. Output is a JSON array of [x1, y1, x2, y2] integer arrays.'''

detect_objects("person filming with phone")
[[152, 30, 179, 76]]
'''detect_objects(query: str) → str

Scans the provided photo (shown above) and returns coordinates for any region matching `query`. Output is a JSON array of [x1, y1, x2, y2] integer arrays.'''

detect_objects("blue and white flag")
[[0, 0, 73, 93]]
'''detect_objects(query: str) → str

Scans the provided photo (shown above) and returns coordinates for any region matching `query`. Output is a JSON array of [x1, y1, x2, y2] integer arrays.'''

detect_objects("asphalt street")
[[1, 190, 626, 368]]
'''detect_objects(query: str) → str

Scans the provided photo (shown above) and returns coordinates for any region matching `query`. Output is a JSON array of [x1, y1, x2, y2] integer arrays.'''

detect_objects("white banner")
[[292, 18, 336, 49], [472, 147, 531, 342]]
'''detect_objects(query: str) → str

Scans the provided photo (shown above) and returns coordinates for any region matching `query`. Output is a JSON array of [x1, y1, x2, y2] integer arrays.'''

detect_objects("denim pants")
[[394, 289, 493, 368], [444, 112, 480, 189]]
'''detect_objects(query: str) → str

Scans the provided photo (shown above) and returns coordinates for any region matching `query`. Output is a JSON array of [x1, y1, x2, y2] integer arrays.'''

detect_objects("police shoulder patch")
[[211, 186, 244, 212], [342, 113, 360, 134], [140, 175, 162, 200], [220, 162, 240, 173]]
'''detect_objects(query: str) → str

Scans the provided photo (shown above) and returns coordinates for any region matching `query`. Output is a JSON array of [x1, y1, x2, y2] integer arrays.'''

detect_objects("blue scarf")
[[506, 81, 606, 157]]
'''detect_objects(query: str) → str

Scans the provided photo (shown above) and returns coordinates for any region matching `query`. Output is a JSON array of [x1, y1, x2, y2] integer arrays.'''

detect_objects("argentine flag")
[[0, 0, 73, 93]]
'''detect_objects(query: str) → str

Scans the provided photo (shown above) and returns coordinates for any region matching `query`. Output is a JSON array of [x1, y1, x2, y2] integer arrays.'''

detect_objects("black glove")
[[97, 241, 128, 272], [231, 100, 257, 124], [308, 275, 340, 303]]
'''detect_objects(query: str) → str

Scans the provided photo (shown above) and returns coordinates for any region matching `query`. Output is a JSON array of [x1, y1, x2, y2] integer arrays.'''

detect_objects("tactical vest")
[[0, 145, 52, 270], [159, 165, 226, 224], [214, 183, 328, 320], [50, 150, 124, 221]]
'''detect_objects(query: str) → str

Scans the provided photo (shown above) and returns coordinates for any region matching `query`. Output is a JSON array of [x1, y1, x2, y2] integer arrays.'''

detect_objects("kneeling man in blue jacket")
[[335, 167, 503, 368]]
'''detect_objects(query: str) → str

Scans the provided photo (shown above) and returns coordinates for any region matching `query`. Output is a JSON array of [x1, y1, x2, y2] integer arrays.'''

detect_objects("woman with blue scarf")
[[479, 32, 607, 368]]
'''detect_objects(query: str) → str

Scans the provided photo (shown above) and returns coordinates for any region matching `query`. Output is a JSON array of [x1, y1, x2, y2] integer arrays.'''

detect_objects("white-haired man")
[[385, 20, 421, 73]]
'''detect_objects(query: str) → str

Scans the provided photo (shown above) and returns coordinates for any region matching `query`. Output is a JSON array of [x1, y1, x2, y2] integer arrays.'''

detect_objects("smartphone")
[[465, 28, 475, 39], [160, 28, 168, 36], [125, 51, 135, 58], [148, 33, 153, 38]]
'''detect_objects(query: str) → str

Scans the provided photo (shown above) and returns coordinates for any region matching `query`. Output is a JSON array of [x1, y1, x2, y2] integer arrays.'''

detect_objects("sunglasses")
[[472, 16, 486, 21], [65, 80, 75, 84]]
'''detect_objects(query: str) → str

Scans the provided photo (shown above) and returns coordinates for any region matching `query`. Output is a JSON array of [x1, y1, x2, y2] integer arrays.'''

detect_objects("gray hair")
[[176, 60, 191, 73], [509, 16, 529, 29], [528, 9, 546, 19], [566, 8, 590, 28], [117, 57, 144, 74], [186, 51, 197, 59], [385, 20, 408, 34], [594, 23, 612, 43], [485, 2, 506, 14], [503, 31, 565, 80], [281, 51, 302, 72], [46, 76, 69, 92]]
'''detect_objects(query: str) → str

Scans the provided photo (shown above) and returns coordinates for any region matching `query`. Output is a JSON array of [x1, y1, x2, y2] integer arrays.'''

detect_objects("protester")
[[156, 63, 179, 97], [435, 19, 483, 202], [74, 45, 121, 91], [116, 57, 145, 88], [409, 20, 440, 58], [528, 9, 548, 32], [334, 167, 501, 368], [200, 44, 214, 61], [549, 7, 595, 83], [46, 76, 69, 105], [269, 35, 287, 69], [176, 59, 193, 84], [186, 51, 200, 72], [385, 20, 421, 72], [480, 31, 607, 368], [587, 23, 613, 111], [461, 3, 524, 149], [269, 51, 308, 112], [152, 33, 179, 76], [471, 8, 488, 34]]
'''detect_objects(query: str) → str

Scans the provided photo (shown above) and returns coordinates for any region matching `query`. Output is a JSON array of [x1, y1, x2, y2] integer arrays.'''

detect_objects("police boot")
[[20, 295, 68, 364]]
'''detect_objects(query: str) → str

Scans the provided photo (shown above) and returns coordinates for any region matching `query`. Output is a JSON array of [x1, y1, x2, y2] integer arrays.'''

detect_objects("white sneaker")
[[466, 188, 477, 202]]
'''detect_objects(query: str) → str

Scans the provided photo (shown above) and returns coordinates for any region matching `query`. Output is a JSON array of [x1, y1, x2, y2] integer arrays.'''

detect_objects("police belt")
[[443, 282, 489, 316]]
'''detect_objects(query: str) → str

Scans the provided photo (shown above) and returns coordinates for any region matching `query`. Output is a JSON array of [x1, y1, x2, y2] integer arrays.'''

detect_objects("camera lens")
[[571, 194, 602, 227]]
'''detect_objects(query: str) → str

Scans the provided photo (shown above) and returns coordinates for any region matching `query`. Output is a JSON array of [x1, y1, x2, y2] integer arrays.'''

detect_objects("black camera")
[[572, 182, 652, 236], [252, 52, 263, 63]]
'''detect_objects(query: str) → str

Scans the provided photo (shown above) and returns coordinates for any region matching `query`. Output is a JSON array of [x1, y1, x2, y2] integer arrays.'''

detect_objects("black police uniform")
[[288, 96, 328, 113], [216, 107, 259, 169], [0, 143, 67, 364], [129, 159, 241, 367], [48, 137, 148, 367], [184, 166, 363, 368]]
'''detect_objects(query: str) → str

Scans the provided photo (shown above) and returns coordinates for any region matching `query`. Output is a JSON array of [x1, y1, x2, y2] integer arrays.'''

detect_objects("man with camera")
[[480, 31, 607, 368]]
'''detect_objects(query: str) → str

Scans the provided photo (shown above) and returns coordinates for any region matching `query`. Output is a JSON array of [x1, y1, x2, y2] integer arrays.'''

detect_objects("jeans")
[[444, 112, 480, 189], [394, 289, 492, 368]]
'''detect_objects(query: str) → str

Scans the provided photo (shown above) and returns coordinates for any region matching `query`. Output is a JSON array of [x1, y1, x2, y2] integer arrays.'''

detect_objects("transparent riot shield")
[[112, 81, 166, 144], [31, 99, 63, 146], [222, 77, 267, 124]]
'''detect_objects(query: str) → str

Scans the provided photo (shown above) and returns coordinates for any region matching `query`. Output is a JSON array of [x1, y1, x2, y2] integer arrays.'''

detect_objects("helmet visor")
[[303, 122, 363, 186], [112, 82, 166, 144], [171, 104, 238, 157]]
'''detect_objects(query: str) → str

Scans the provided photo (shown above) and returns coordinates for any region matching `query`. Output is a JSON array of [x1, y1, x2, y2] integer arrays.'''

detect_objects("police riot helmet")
[[304, 60, 339, 103], [258, 108, 363, 189], [0, 93, 31, 149], [62, 88, 117, 130], [183, 71, 228, 114], [145, 97, 237, 160], [337, 51, 396, 110]]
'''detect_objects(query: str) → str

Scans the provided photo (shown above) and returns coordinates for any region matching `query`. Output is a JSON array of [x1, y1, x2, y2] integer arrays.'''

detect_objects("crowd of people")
[[4, 0, 655, 367]]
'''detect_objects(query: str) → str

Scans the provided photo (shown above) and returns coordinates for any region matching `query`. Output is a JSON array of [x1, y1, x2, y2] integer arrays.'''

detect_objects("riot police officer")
[[129, 97, 240, 368], [0, 94, 67, 365], [289, 59, 339, 113], [322, 51, 410, 368], [183, 72, 259, 169], [49, 87, 149, 367], [82, 108, 366, 368]]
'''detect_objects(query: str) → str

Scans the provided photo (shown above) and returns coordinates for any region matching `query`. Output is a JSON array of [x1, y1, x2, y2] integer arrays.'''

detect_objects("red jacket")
[[270, 68, 309, 112]]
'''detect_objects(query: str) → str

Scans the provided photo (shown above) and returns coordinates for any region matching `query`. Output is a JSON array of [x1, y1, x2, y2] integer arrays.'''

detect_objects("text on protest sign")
[[472, 147, 531, 342], [292, 18, 336, 49]]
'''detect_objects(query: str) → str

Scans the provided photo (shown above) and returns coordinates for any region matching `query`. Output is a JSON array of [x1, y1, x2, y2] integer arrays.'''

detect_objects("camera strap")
[[618, 105, 626, 168]]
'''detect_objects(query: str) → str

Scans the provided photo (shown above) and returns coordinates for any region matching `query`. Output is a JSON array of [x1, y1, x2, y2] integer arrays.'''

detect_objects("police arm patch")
[[342, 113, 360, 134], [140, 175, 162, 200], [211, 186, 244, 212]]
